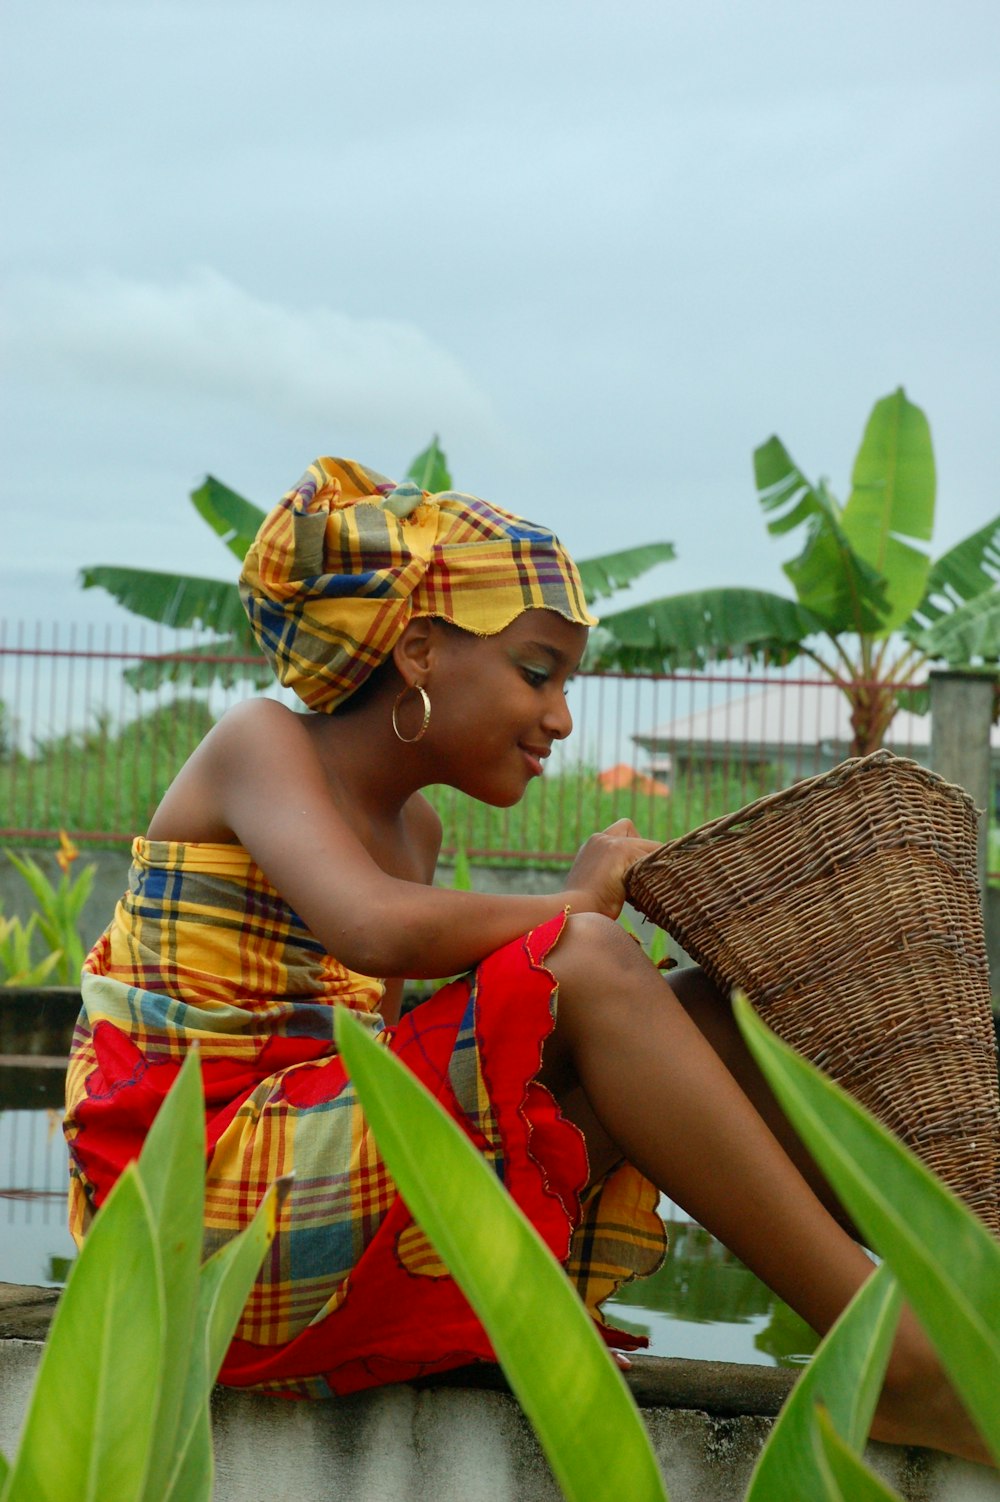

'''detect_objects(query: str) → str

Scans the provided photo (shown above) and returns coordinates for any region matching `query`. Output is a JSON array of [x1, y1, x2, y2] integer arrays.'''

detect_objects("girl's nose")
[[543, 692, 573, 740]]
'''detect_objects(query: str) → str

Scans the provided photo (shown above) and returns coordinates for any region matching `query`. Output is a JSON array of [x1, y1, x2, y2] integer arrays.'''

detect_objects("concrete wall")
[[2, 1336, 997, 1501]]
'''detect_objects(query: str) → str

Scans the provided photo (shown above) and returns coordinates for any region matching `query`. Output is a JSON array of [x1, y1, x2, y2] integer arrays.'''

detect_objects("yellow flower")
[[56, 829, 79, 874]]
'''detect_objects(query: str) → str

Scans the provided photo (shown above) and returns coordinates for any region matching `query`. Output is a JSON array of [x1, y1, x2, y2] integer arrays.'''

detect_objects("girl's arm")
[[197, 703, 656, 981]]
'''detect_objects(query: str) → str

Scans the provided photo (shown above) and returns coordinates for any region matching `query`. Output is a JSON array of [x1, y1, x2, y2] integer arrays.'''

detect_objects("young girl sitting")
[[64, 457, 987, 1463]]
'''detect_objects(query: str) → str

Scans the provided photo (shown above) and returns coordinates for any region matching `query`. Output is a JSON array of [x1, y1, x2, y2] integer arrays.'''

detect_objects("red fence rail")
[[2, 623, 976, 869]]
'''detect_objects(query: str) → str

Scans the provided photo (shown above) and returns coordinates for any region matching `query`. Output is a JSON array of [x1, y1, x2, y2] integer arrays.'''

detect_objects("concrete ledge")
[[1, 1291, 997, 1500]]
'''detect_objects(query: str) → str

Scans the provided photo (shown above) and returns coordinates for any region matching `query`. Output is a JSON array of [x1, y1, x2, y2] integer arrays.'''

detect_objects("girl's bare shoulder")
[[148, 699, 321, 841]]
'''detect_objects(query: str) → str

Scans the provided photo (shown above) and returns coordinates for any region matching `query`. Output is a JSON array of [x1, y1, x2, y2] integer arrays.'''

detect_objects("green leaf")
[[189, 476, 267, 563], [79, 566, 249, 635], [733, 996, 1000, 1465], [137, 1050, 206, 1502], [200, 1176, 289, 1378], [450, 842, 473, 892], [4, 1167, 164, 1502], [121, 633, 270, 693], [910, 515, 1000, 634], [589, 587, 825, 670], [913, 588, 1000, 665], [161, 1410, 212, 1502], [893, 683, 930, 717], [0, 1455, 9, 1489], [575, 543, 677, 606], [840, 388, 935, 631], [746, 1263, 901, 1501], [812, 1405, 905, 1501], [163, 1174, 290, 1502], [754, 439, 888, 632], [406, 436, 452, 493], [334, 1009, 668, 1502]]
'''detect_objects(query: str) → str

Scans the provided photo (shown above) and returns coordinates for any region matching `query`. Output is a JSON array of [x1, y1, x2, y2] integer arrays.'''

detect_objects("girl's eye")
[[521, 666, 549, 688]]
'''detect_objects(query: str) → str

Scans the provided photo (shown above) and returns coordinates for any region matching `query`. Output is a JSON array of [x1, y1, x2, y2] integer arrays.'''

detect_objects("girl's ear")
[[392, 617, 436, 685]]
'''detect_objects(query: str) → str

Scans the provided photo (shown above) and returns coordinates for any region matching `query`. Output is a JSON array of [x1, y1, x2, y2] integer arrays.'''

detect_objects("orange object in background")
[[597, 764, 669, 798]]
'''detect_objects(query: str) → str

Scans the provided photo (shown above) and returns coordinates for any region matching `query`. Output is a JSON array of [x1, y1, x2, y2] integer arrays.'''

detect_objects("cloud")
[[2, 268, 500, 441]]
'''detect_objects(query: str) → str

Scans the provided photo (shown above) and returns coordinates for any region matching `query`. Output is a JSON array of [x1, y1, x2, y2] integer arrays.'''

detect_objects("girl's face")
[[426, 609, 588, 807]]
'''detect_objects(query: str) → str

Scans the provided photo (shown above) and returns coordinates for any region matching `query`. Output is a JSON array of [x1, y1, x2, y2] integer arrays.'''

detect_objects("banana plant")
[[589, 389, 1000, 753], [81, 437, 675, 693]]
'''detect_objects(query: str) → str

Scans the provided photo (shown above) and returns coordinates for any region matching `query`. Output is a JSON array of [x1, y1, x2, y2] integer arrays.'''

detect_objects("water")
[[0, 1108, 76, 1287], [0, 1105, 817, 1369]]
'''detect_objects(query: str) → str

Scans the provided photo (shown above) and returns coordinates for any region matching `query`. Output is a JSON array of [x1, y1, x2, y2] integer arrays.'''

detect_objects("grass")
[[425, 761, 781, 864], [0, 701, 216, 848], [0, 701, 785, 862], [4, 699, 995, 879]]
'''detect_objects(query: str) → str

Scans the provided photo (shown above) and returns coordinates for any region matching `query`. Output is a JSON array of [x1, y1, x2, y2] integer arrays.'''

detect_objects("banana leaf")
[[909, 515, 1000, 630], [189, 476, 266, 563], [121, 633, 271, 693], [840, 388, 935, 632], [754, 438, 888, 633], [79, 566, 249, 635], [590, 587, 825, 670], [914, 588, 1000, 664], [406, 435, 452, 492], [576, 543, 676, 606]]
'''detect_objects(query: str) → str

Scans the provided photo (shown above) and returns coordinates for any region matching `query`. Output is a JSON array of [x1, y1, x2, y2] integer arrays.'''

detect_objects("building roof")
[[597, 762, 669, 797], [633, 679, 1000, 762]]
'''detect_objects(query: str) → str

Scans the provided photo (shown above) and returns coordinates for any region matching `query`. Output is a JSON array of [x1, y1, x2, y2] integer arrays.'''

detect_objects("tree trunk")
[[848, 682, 897, 758]]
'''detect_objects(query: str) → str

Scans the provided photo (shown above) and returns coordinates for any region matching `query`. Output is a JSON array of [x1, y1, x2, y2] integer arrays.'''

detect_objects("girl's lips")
[[520, 746, 547, 777]]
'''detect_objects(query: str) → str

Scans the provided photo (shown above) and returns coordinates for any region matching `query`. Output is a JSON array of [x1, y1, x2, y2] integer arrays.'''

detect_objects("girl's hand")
[[565, 819, 661, 920]]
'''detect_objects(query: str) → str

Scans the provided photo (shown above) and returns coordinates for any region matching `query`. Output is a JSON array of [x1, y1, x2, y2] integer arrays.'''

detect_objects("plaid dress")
[[64, 838, 666, 1397]]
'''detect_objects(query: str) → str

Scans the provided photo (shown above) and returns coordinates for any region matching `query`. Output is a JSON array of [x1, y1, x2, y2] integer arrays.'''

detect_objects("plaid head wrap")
[[240, 457, 597, 712]]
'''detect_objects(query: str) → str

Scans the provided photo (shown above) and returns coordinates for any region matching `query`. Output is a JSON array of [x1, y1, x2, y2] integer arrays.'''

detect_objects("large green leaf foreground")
[[734, 995, 1000, 1471], [334, 1008, 669, 1502], [0, 1052, 287, 1502]]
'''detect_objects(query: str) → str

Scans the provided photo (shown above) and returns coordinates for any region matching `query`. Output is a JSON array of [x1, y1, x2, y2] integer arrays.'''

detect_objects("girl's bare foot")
[[870, 1317, 994, 1468]]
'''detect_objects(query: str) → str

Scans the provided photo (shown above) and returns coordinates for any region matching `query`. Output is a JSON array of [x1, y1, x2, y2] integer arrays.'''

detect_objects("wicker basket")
[[624, 750, 1000, 1237]]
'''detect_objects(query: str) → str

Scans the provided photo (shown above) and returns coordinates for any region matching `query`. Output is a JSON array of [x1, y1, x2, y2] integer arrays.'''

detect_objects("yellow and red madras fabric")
[[64, 838, 665, 1398], [239, 457, 598, 714]]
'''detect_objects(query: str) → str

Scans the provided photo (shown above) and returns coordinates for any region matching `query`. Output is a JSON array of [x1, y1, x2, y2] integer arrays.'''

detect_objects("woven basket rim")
[[628, 749, 978, 874]]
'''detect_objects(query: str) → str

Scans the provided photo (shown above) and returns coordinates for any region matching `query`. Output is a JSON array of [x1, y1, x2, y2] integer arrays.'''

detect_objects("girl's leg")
[[539, 914, 990, 1466], [668, 964, 863, 1237]]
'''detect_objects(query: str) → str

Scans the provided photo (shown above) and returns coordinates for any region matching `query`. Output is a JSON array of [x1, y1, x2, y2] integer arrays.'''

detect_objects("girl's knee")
[[552, 910, 655, 990]]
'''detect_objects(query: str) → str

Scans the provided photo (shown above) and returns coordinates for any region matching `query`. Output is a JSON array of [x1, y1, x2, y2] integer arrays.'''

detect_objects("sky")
[[1, 0, 998, 639]]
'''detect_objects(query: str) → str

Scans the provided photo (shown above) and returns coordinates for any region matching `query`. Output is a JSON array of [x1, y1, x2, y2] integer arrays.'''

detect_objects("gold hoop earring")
[[392, 684, 431, 744]]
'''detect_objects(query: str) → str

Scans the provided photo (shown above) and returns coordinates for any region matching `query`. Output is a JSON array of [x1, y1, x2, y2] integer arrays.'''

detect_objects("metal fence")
[[1, 622, 971, 866]]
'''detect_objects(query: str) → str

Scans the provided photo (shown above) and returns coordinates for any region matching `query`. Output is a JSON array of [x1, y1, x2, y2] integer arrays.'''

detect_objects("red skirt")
[[67, 913, 666, 1398]]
